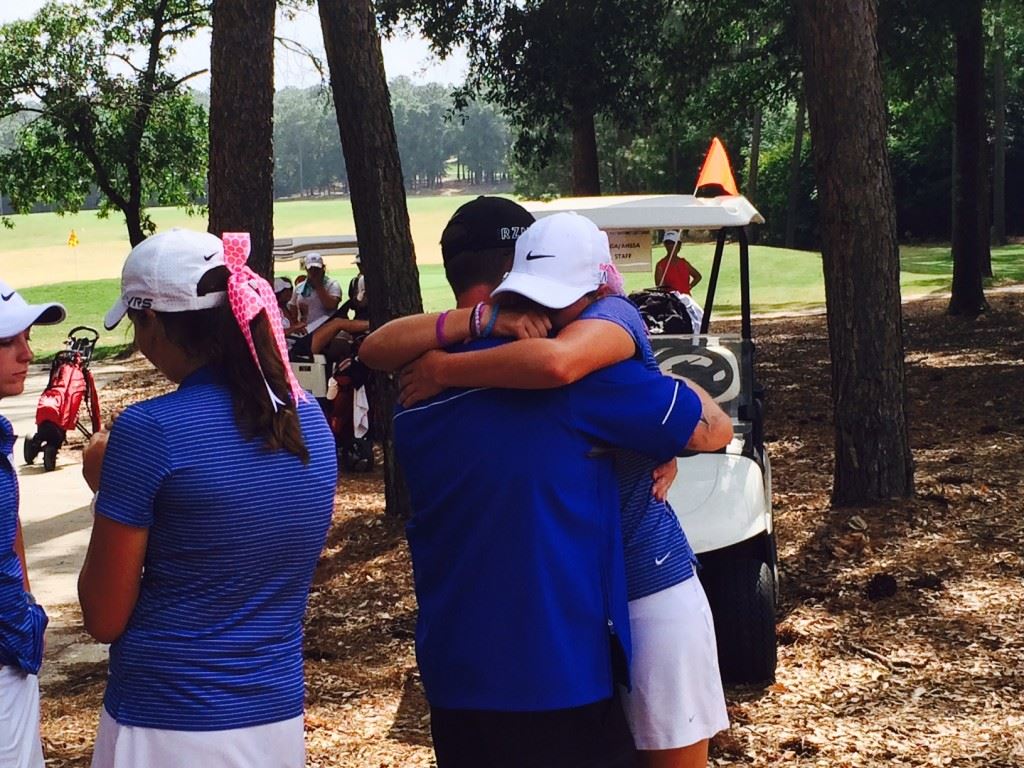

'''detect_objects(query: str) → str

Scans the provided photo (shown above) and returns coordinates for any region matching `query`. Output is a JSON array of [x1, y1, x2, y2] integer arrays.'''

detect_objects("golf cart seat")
[[650, 334, 764, 464], [290, 353, 330, 399]]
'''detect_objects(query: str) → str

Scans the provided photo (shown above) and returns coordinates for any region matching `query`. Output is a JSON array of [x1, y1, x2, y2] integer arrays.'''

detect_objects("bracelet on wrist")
[[482, 305, 500, 338], [471, 302, 485, 338], [436, 310, 451, 348]]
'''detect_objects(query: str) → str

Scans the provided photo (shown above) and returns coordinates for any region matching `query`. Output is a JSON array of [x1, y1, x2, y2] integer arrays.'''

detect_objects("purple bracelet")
[[436, 310, 450, 347]]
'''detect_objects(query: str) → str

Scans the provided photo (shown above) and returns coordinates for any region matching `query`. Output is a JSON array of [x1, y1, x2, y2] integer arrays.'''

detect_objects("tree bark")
[[570, 103, 601, 196], [948, 0, 989, 315], [992, 10, 1006, 247], [798, 0, 914, 505], [785, 90, 806, 250], [208, 0, 275, 278], [319, 0, 423, 518]]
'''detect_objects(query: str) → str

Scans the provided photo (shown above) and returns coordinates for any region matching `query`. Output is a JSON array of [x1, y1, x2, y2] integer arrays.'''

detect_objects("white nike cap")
[[491, 212, 608, 309], [104, 229, 228, 330], [0, 281, 65, 338]]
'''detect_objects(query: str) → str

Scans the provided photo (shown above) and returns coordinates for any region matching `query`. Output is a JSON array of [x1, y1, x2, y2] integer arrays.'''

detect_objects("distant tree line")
[[272, 78, 510, 199]]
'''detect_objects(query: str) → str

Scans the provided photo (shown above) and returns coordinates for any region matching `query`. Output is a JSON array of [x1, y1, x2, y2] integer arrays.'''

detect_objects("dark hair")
[[128, 303, 310, 463], [441, 240, 515, 296]]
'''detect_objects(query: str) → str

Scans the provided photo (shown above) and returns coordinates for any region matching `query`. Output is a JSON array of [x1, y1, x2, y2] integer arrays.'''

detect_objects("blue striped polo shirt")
[[0, 416, 47, 674], [94, 367, 336, 731], [580, 296, 701, 601]]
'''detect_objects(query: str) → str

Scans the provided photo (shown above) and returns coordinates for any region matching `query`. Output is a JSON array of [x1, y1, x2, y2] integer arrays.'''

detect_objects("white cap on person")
[[273, 277, 292, 294], [663, 230, 681, 244], [0, 281, 65, 338], [303, 252, 324, 269], [103, 229, 227, 330], [490, 212, 608, 309]]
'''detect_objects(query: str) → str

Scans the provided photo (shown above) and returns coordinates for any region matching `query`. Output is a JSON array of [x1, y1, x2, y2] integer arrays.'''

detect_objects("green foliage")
[[272, 80, 510, 197], [380, 0, 668, 175], [0, 0, 209, 241]]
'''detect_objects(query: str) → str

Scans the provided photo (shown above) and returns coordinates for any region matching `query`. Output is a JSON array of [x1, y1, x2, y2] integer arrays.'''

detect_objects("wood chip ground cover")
[[38, 293, 1024, 767]]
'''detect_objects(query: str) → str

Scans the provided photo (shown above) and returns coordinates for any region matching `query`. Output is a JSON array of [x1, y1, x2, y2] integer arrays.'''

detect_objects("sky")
[[0, 2, 469, 90]]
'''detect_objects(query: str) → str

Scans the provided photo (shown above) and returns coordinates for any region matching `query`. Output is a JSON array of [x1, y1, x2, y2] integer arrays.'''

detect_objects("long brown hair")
[[129, 303, 310, 463]]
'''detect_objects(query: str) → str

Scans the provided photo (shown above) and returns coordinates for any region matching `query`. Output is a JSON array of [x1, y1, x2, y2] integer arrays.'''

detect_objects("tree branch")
[[275, 35, 326, 81]]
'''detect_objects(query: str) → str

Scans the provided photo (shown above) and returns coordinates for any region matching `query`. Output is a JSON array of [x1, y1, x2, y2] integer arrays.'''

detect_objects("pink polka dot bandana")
[[222, 232, 306, 410]]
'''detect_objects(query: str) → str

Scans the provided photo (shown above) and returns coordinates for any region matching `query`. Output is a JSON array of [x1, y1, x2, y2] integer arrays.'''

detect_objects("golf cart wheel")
[[23, 434, 39, 465], [42, 444, 58, 472], [700, 556, 777, 686]]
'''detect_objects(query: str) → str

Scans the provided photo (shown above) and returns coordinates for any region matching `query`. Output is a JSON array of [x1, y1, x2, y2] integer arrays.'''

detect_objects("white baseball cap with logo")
[[104, 229, 228, 330], [491, 212, 609, 309], [663, 230, 681, 243], [0, 281, 66, 338], [303, 252, 325, 269]]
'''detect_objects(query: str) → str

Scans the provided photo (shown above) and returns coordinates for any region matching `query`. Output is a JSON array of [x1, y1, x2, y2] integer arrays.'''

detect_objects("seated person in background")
[[339, 255, 369, 322], [274, 277, 304, 335], [655, 231, 702, 295], [288, 253, 341, 333]]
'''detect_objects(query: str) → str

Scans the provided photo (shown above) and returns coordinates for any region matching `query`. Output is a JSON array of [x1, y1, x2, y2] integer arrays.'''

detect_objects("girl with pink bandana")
[[79, 230, 335, 768]]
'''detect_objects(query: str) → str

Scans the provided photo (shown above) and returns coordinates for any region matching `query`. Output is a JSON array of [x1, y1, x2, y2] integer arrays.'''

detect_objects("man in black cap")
[[360, 198, 652, 768], [359, 196, 546, 370]]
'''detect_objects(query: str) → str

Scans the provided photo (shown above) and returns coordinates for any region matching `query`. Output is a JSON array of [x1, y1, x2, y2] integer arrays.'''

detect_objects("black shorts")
[[430, 694, 637, 768], [288, 332, 313, 360]]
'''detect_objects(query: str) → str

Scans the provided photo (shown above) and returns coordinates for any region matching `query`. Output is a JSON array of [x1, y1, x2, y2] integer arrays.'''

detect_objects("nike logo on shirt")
[[654, 552, 671, 566], [1, 293, 14, 301]]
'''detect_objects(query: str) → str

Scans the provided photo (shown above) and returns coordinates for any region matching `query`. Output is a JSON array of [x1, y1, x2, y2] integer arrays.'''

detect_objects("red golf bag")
[[24, 327, 102, 472]]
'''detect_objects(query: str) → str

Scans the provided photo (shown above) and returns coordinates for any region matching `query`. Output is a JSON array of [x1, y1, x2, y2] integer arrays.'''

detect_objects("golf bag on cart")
[[24, 326, 102, 472], [326, 335, 374, 472]]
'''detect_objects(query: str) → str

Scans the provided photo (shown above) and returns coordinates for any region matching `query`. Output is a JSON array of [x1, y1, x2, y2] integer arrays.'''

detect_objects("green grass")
[[18, 241, 1022, 359], [19, 279, 131, 362], [3, 197, 1022, 358]]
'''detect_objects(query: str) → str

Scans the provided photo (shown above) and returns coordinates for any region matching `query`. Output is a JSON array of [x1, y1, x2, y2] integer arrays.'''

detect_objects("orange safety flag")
[[694, 137, 739, 197]]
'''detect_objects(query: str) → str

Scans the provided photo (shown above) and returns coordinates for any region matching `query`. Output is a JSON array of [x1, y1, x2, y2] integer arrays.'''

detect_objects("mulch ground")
[[39, 291, 1024, 767]]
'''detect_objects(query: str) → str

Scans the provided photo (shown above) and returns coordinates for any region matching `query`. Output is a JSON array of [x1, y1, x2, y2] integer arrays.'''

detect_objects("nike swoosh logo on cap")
[[204, 251, 218, 262], [525, 251, 556, 260], [0, 292, 14, 301]]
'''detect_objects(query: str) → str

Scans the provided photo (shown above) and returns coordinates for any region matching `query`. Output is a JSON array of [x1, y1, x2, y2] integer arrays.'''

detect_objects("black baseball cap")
[[440, 196, 535, 263]]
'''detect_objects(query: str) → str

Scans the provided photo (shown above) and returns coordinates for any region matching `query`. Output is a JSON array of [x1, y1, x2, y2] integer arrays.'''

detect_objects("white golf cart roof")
[[273, 234, 359, 262], [523, 194, 763, 230]]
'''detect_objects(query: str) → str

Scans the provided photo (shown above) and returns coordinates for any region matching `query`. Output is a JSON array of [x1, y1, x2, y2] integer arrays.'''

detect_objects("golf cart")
[[276, 235, 374, 471], [526, 193, 777, 685]]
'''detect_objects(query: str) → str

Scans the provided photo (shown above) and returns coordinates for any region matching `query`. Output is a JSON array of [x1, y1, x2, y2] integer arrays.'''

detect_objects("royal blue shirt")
[[0, 416, 47, 674], [95, 367, 336, 731], [393, 341, 700, 711], [581, 296, 701, 601]]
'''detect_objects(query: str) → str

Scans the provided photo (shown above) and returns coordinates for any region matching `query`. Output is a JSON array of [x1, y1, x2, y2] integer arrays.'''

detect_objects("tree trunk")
[[208, 0, 275, 279], [798, 0, 914, 505], [785, 90, 806, 249], [992, 11, 1006, 247], [319, 0, 423, 518], [570, 103, 601, 196], [948, 0, 989, 315], [123, 201, 146, 247]]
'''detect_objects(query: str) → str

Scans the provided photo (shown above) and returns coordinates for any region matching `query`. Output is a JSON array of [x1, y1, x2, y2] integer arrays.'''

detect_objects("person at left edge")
[[78, 229, 336, 768], [0, 280, 64, 768]]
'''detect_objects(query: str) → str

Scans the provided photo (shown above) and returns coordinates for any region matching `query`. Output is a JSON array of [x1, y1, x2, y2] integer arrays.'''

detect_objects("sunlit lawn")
[[4, 199, 1021, 358]]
